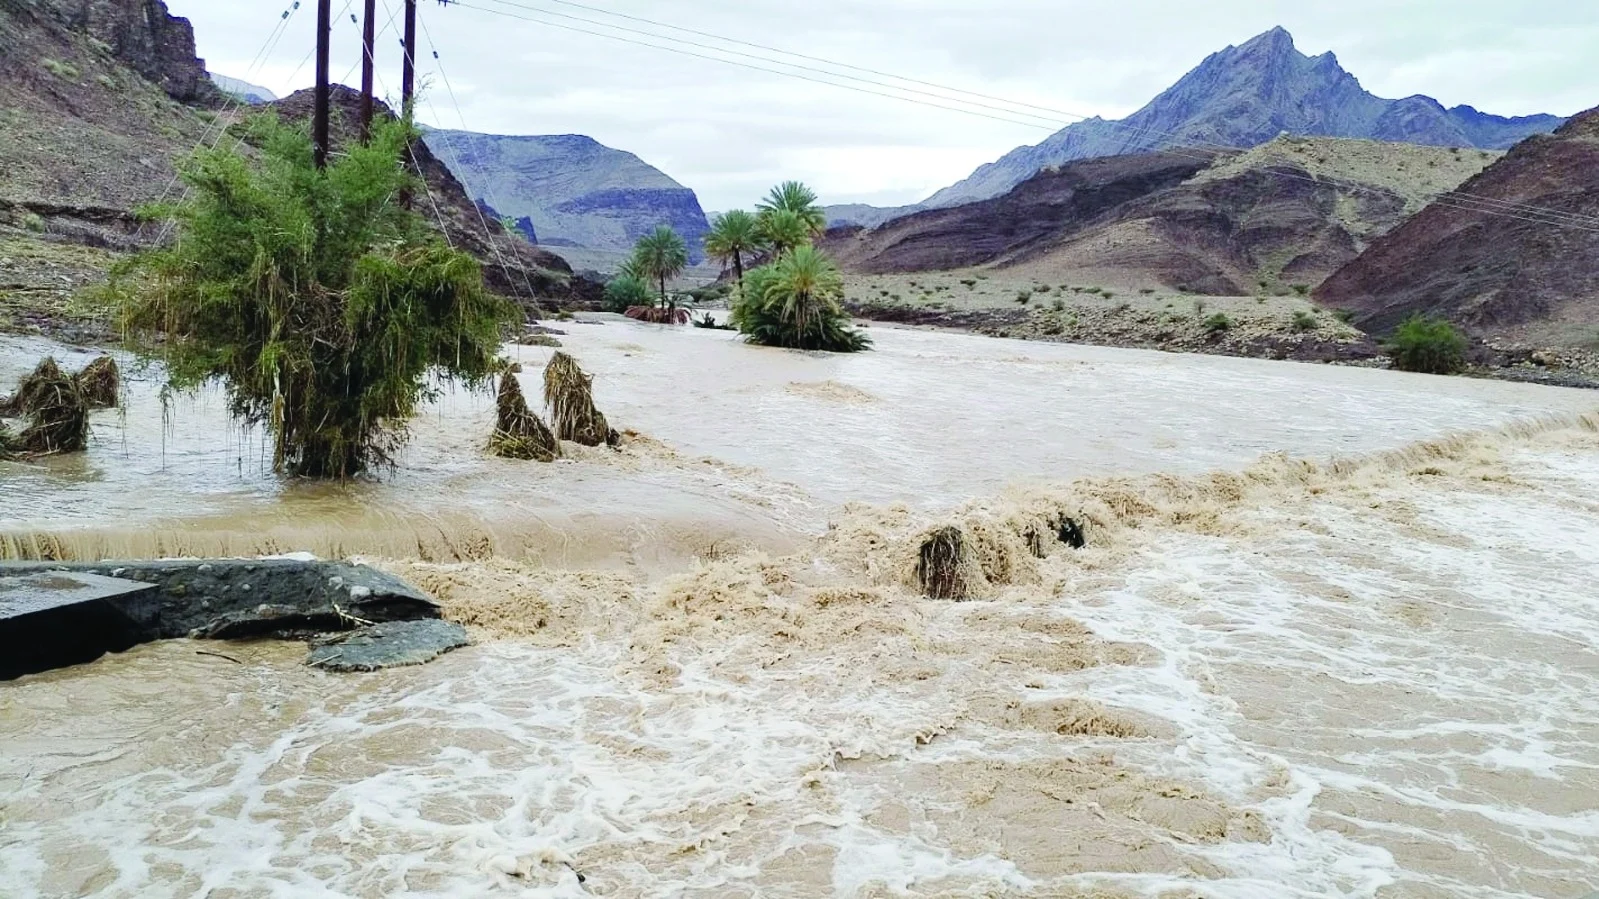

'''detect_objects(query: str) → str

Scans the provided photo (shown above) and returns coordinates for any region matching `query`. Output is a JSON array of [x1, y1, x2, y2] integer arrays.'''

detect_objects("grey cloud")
[[173, 0, 1597, 211]]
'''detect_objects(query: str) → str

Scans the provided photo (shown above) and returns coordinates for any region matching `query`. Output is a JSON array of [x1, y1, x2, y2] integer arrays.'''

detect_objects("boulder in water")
[[308, 619, 471, 672]]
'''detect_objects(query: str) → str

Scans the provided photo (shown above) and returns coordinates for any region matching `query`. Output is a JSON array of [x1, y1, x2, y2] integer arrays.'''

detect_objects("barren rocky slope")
[[1316, 106, 1599, 348], [820, 137, 1495, 296]]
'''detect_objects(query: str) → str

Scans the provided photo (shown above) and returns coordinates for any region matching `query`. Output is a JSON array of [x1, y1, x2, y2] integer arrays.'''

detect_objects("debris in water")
[[543, 351, 620, 447], [916, 525, 976, 600], [1026, 513, 1087, 557], [73, 355, 120, 408], [1, 357, 89, 456], [489, 366, 560, 462]]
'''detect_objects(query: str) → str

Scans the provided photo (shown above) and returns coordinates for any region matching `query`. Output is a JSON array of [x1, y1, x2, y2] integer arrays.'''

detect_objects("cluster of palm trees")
[[606, 226, 691, 323], [600, 180, 868, 352], [712, 181, 870, 353]]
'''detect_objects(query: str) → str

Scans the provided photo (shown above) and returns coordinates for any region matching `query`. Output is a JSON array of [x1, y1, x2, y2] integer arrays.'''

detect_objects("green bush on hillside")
[[1204, 312, 1233, 334], [1291, 310, 1318, 332], [1386, 315, 1467, 374]]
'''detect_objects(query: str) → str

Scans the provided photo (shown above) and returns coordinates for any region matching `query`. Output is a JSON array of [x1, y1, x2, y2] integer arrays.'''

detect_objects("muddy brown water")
[[2, 321, 1597, 897]]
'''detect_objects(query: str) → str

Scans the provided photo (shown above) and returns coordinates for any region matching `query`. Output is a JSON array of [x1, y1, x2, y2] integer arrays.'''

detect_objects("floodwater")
[[1, 321, 1597, 897]]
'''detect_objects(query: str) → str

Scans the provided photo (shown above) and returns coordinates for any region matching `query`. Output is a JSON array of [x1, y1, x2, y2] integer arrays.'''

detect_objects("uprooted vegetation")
[[488, 365, 560, 462], [0, 355, 112, 457], [543, 352, 619, 447]]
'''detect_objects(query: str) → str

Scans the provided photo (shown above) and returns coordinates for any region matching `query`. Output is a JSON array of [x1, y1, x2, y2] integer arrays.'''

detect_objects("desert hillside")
[[1316, 106, 1599, 348], [821, 137, 1497, 296]]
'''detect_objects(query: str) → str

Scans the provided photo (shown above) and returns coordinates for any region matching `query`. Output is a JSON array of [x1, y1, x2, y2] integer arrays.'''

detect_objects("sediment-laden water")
[[2, 321, 1596, 897]]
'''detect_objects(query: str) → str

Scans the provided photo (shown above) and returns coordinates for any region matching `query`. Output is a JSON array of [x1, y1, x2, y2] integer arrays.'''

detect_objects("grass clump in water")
[[0, 357, 89, 456], [543, 351, 619, 447], [489, 365, 559, 461], [915, 526, 974, 600], [1386, 315, 1467, 374], [73, 355, 119, 408]]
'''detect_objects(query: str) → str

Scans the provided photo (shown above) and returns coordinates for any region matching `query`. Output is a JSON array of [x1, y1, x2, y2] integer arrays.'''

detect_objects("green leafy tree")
[[731, 246, 870, 352], [758, 180, 825, 236], [703, 209, 764, 291], [632, 225, 689, 307], [1386, 315, 1468, 374], [112, 115, 514, 478], [603, 274, 652, 313], [758, 208, 812, 257]]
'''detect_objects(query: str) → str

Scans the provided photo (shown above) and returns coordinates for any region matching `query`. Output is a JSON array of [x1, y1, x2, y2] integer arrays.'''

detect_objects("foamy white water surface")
[[2, 321, 1597, 897]]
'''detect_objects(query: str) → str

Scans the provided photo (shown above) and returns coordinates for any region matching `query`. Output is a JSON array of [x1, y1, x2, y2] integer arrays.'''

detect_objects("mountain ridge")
[[827, 27, 1562, 227], [422, 130, 711, 262]]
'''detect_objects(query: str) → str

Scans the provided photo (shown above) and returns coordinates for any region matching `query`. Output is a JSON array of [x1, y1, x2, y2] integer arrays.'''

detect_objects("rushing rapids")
[[2, 321, 1597, 897]]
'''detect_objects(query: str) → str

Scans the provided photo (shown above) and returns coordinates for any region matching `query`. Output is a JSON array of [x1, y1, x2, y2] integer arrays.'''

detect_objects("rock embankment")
[[0, 559, 463, 680]]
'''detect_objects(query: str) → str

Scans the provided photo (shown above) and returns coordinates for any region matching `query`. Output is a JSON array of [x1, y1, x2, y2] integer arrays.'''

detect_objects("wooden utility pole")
[[399, 0, 418, 207], [313, 0, 331, 168], [401, 0, 418, 116], [359, 0, 377, 141]]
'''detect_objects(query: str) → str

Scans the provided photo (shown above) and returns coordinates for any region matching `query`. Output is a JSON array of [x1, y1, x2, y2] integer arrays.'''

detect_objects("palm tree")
[[762, 244, 843, 342], [758, 180, 826, 236], [632, 226, 689, 308], [758, 208, 811, 258], [703, 209, 763, 291]]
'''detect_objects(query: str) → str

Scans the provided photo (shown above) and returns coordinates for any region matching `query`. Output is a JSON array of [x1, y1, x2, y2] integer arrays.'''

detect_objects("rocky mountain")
[[829, 27, 1561, 226], [818, 136, 1497, 295], [421, 131, 711, 262], [1315, 106, 1599, 347], [210, 73, 275, 105]]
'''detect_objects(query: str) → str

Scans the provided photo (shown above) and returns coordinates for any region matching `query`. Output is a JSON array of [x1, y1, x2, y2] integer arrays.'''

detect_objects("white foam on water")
[[1051, 443, 1599, 898]]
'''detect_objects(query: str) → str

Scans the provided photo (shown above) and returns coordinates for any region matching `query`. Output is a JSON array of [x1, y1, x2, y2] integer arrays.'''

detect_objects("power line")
[[486, 0, 1599, 230], [444, 0, 1599, 233], [416, 10, 546, 304]]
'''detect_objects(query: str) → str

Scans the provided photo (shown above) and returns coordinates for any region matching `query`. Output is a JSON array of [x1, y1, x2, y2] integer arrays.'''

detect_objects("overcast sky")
[[171, 0, 1598, 212]]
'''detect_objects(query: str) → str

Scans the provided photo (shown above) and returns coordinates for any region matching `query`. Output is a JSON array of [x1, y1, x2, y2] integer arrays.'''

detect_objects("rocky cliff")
[[1315, 107, 1599, 347], [421, 131, 711, 261], [833, 27, 1561, 225], [11, 0, 217, 102]]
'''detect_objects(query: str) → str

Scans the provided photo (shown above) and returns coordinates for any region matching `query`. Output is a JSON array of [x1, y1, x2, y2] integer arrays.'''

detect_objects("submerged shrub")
[[1386, 315, 1467, 374], [111, 114, 514, 478], [489, 367, 559, 462], [543, 351, 619, 446], [915, 526, 974, 600]]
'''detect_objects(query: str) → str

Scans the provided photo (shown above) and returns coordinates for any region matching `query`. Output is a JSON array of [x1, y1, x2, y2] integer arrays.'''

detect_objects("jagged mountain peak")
[[907, 28, 1563, 213]]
